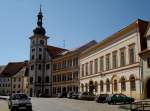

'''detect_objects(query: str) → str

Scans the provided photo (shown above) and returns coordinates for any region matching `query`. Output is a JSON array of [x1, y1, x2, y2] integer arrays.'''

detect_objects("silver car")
[[8, 93, 32, 111], [78, 92, 95, 100]]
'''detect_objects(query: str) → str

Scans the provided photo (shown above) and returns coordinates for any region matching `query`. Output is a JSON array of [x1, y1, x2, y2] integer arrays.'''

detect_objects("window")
[[100, 81, 103, 92], [81, 64, 84, 77], [38, 76, 41, 83], [106, 79, 110, 92], [73, 71, 78, 80], [39, 54, 42, 60], [39, 48, 42, 52], [121, 77, 126, 91], [46, 64, 50, 70], [45, 76, 49, 83], [147, 57, 150, 68], [32, 40, 35, 45], [31, 65, 34, 70], [114, 80, 117, 92], [94, 59, 98, 73], [129, 45, 135, 64], [40, 40, 44, 45], [73, 58, 78, 67], [112, 51, 117, 68], [90, 61, 93, 74], [85, 63, 88, 76], [106, 54, 110, 70], [130, 76, 136, 91], [100, 56, 104, 71], [30, 77, 33, 84], [18, 84, 20, 88], [18, 77, 21, 82], [120, 48, 126, 67], [32, 48, 35, 52], [38, 64, 41, 70], [31, 55, 34, 60]]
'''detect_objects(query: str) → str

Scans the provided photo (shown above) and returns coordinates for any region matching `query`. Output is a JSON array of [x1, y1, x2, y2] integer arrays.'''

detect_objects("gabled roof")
[[80, 19, 149, 57], [61, 40, 97, 55], [46, 45, 67, 58], [70, 40, 97, 53], [0, 62, 26, 77]]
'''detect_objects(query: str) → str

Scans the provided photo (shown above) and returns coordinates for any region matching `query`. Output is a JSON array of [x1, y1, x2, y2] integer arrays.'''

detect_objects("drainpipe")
[[139, 58, 144, 99]]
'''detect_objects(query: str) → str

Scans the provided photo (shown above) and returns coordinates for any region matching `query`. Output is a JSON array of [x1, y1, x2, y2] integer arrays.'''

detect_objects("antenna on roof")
[[63, 40, 66, 48]]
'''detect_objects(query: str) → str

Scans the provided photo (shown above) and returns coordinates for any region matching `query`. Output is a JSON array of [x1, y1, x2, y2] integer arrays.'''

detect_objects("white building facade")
[[80, 19, 149, 99]]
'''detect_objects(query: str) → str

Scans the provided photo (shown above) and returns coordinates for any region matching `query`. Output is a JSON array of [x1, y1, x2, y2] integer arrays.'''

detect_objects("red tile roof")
[[0, 62, 26, 77], [46, 45, 67, 58]]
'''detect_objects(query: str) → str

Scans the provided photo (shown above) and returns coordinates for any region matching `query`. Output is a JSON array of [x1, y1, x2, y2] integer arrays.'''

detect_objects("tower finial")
[[40, 4, 42, 13]]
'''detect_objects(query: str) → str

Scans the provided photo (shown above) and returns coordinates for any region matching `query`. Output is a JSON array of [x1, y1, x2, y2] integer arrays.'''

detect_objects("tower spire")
[[37, 5, 43, 27], [33, 5, 46, 35], [40, 4, 42, 13]]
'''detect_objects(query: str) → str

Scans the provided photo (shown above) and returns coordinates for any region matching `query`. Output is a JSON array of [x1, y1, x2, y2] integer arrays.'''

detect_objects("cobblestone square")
[[0, 98, 130, 111]]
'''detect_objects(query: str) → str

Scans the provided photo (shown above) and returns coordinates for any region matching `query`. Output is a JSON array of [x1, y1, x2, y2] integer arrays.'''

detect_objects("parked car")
[[96, 94, 109, 103], [8, 93, 32, 111], [106, 94, 135, 104], [57, 92, 67, 98], [72, 92, 80, 99], [67, 92, 73, 99], [78, 92, 96, 100]]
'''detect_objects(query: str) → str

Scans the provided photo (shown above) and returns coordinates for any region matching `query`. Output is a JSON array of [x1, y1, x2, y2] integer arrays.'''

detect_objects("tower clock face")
[[40, 40, 44, 45]]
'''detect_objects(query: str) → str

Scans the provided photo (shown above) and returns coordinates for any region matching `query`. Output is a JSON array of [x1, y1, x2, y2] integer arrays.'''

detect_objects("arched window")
[[114, 79, 117, 91], [100, 80, 104, 92], [38, 76, 41, 83], [45, 76, 49, 83], [85, 83, 88, 92], [130, 75, 136, 91], [94, 81, 98, 92], [121, 77, 126, 91], [81, 84, 84, 92], [106, 79, 110, 92]]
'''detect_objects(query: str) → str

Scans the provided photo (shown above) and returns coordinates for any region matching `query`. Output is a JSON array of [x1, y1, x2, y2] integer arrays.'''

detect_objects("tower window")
[[38, 64, 41, 70], [32, 48, 35, 52], [31, 65, 34, 70], [39, 48, 42, 52], [39, 54, 42, 60], [38, 76, 41, 83], [40, 40, 44, 45], [46, 64, 50, 70], [32, 40, 35, 45], [30, 77, 33, 84], [31, 55, 34, 60]]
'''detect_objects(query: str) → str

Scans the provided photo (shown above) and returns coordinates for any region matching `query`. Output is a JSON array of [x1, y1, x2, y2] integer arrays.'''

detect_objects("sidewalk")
[[0, 96, 9, 100]]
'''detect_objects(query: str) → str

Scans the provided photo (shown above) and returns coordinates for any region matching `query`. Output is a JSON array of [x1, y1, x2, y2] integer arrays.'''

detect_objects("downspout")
[[140, 57, 144, 99]]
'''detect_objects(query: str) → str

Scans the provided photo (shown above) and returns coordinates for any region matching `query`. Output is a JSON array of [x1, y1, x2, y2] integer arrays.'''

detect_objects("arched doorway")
[[89, 81, 94, 93], [147, 79, 150, 98]]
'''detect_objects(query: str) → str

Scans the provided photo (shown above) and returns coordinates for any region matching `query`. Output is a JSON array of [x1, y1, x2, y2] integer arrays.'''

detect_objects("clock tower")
[[29, 6, 50, 97]]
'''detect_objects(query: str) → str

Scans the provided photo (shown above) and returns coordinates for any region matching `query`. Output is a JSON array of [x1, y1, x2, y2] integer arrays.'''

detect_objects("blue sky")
[[0, 0, 149, 65]]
